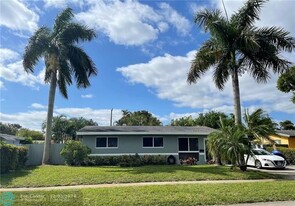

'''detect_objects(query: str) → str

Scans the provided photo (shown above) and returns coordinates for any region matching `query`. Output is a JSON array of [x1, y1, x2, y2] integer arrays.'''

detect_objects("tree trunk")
[[42, 71, 57, 164], [231, 69, 242, 125]]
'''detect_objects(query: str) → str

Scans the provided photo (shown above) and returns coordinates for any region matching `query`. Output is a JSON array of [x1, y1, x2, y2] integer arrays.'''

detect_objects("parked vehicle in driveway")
[[245, 148, 286, 169]]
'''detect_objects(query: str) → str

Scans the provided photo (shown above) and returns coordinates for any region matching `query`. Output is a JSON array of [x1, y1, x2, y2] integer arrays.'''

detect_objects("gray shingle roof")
[[0, 133, 25, 141], [276, 130, 295, 137], [77, 126, 216, 136]]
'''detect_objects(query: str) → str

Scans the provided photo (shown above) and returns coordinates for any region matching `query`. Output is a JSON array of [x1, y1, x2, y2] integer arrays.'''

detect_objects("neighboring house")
[[0, 133, 25, 146], [265, 130, 295, 148], [77, 126, 216, 164]]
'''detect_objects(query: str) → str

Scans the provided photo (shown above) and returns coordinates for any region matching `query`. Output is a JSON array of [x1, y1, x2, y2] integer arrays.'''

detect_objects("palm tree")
[[243, 108, 276, 143], [23, 8, 97, 164], [243, 108, 277, 164], [220, 126, 249, 170], [187, 0, 295, 125], [207, 117, 249, 170]]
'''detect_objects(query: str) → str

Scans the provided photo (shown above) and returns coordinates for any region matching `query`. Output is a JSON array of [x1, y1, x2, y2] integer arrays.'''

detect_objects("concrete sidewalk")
[[0, 179, 279, 192], [228, 200, 295, 206]]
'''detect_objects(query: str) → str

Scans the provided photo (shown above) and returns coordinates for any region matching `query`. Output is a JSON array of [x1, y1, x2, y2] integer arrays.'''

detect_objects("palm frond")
[[243, 108, 276, 143], [195, 9, 229, 40], [57, 59, 72, 98], [256, 26, 295, 52], [23, 27, 51, 73], [187, 39, 221, 84], [231, 0, 266, 30], [213, 52, 231, 90], [59, 23, 96, 44], [53, 8, 74, 35], [67, 45, 97, 88]]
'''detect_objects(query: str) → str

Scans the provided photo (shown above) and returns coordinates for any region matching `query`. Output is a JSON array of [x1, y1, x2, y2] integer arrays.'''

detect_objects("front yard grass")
[[11, 180, 295, 205], [0, 165, 278, 188]]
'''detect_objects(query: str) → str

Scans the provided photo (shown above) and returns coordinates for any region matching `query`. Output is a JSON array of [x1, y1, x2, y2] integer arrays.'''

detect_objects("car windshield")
[[252, 149, 271, 155]]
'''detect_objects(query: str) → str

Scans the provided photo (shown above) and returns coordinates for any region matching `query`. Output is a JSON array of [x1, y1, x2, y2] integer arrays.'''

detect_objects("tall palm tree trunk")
[[42, 71, 57, 164], [231, 69, 242, 125]]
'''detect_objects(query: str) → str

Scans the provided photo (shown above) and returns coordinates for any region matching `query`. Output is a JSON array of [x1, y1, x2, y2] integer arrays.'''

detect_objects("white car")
[[245, 148, 286, 169]]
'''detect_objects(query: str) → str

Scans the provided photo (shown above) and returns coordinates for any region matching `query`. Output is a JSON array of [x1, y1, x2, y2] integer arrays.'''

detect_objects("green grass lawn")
[[1, 165, 278, 188], [10, 180, 295, 206]]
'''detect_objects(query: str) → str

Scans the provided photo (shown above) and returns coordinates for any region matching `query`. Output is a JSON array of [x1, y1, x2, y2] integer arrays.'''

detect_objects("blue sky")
[[0, 0, 294, 131]]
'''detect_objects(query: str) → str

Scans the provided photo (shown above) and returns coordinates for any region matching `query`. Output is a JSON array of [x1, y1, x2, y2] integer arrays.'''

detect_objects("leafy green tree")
[[195, 111, 230, 129], [42, 115, 98, 143], [115, 110, 162, 126], [277, 66, 295, 103], [20, 137, 33, 144], [66, 117, 98, 139], [279, 120, 295, 130], [23, 8, 97, 164], [170, 111, 231, 128], [170, 116, 197, 126], [0, 123, 22, 135], [187, 0, 295, 125], [17, 129, 44, 140]]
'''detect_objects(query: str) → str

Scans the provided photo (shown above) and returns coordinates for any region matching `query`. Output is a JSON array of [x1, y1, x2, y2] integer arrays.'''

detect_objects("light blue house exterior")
[[77, 126, 216, 164]]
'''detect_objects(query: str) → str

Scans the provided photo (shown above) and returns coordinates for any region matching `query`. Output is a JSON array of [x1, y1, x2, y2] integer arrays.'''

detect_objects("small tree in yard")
[[208, 118, 249, 170], [60, 140, 91, 166]]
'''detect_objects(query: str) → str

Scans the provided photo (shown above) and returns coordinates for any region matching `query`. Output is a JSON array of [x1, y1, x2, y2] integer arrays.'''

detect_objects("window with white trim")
[[96, 137, 118, 148], [178, 138, 198, 151], [143, 137, 163, 148]]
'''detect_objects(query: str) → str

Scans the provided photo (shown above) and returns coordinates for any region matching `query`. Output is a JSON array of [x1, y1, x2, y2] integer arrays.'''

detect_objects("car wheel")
[[255, 160, 262, 169]]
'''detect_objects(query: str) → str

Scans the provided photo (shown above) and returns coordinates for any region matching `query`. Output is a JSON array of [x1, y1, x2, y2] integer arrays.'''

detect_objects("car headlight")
[[262, 159, 272, 162]]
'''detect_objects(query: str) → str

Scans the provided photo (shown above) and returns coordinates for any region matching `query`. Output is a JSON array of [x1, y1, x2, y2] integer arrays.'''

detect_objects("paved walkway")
[[228, 201, 295, 206], [248, 165, 295, 179], [0, 179, 279, 192]]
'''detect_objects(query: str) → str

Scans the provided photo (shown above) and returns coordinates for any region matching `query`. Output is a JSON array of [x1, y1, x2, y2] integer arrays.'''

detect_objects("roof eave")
[[76, 132, 210, 136]]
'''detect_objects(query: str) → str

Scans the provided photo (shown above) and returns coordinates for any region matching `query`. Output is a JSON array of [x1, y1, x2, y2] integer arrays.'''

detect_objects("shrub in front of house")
[[0, 142, 28, 174], [266, 146, 295, 165], [60, 140, 91, 166], [83, 154, 168, 167]]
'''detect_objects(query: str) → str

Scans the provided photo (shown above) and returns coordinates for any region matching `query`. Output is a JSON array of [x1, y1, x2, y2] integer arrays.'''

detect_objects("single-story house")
[[77, 126, 216, 164], [0, 133, 25, 146], [266, 130, 295, 148]]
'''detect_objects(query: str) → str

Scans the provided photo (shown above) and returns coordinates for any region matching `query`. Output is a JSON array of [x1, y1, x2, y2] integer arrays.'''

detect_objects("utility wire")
[[222, 0, 229, 21]]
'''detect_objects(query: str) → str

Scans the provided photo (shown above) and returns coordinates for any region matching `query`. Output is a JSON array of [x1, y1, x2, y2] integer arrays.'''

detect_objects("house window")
[[96, 137, 118, 148], [143, 137, 163, 148], [179, 138, 198, 151]]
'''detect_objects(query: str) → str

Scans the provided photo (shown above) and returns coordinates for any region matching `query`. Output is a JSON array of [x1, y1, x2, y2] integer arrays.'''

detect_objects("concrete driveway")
[[248, 165, 295, 179]]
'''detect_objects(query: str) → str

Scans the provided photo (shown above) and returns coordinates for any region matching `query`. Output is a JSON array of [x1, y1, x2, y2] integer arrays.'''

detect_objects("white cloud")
[[117, 50, 295, 116], [0, 107, 123, 131], [76, 0, 191, 46], [159, 112, 200, 124], [0, 48, 19, 63], [30, 103, 47, 109], [44, 0, 67, 8], [0, 48, 45, 89], [43, 0, 81, 9], [0, 0, 39, 33], [81, 94, 94, 99], [0, 111, 48, 131], [158, 3, 191, 36]]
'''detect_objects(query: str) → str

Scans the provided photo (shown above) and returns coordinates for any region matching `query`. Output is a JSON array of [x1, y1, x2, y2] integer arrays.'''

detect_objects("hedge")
[[266, 146, 295, 165], [0, 142, 28, 174], [83, 154, 169, 167]]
